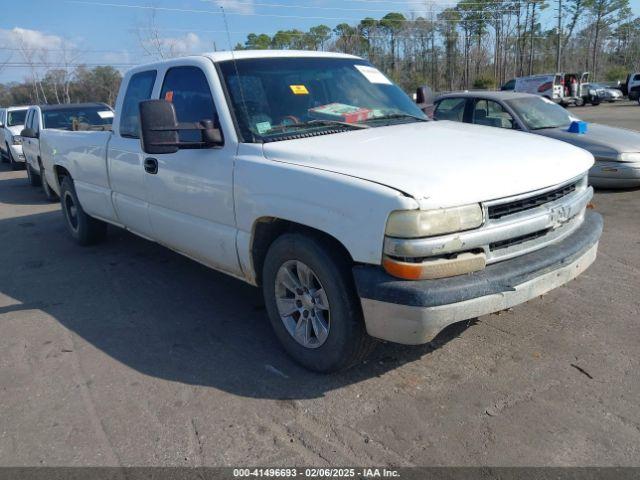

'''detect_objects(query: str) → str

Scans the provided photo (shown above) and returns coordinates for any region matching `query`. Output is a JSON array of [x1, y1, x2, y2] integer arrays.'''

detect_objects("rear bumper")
[[353, 211, 602, 345]]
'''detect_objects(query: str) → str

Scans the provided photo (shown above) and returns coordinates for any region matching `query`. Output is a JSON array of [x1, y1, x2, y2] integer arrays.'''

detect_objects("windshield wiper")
[[365, 113, 429, 124], [533, 125, 565, 130], [267, 119, 369, 134]]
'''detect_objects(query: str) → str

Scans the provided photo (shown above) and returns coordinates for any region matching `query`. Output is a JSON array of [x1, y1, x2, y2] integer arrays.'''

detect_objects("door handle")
[[144, 157, 158, 174]]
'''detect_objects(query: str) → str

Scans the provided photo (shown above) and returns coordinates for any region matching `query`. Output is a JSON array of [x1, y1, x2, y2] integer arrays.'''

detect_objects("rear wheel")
[[60, 176, 107, 245], [26, 162, 41, 186], [262, 233, 376, 373]]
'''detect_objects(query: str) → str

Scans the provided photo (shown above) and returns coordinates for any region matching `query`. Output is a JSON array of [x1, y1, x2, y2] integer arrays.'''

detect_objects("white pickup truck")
[[20, 102, 114, 200], [0, 105, 29, 169], [43, 51, 602, 372]]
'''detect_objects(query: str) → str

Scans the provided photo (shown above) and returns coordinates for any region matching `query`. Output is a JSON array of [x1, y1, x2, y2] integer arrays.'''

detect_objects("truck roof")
[[202, 50, 360, 63], [129, 50, 361, 73]]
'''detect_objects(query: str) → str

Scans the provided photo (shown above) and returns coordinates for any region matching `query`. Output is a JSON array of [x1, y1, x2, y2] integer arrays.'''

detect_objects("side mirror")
[[139, 99, 224, 155], [139, 99, 180, 155], [416, 85, 435, 117], [21, 128, 37, 139]]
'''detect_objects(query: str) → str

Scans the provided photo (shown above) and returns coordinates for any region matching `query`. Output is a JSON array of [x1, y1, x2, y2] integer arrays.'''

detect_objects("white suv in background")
[[0, 106, 29, 169]]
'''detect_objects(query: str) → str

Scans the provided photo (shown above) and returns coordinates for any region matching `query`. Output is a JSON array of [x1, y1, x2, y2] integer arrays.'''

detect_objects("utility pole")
[[556, 0, 562, 72]]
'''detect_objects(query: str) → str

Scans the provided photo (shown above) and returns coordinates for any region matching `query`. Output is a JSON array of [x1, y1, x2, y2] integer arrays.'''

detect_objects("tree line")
[[235, 0, 640, 92], [1, 0, 638, 107], [0, 65, 122, 108]]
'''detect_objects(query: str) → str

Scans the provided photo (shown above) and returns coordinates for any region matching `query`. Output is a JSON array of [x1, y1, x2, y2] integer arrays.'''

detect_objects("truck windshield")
[[43, 106, 114, 130], [506, 97, 575, 130], [7, 109, 28, 126], [218, 57, 427, 142]]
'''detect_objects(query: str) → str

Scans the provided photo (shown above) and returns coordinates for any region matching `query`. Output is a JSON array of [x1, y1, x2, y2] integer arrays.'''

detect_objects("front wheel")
[[262, 233, 376, 373], [60, 176, 107, 246]]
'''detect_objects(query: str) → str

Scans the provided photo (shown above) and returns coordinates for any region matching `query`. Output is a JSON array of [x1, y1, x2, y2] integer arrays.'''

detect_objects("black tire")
[[60, 175, 107, 246], [40, 164, 58, 202], [1, 149, 7, 163], [262, 233, 376, 373], [26, 162, 41, 187], [591, 99, 600, 106]]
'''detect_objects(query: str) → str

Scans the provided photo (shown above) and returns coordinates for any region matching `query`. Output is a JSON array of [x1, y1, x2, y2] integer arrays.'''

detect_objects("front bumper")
[[590, 161, 640, 188], [353, 211, 602, 345], [9, 143, 25, 163]]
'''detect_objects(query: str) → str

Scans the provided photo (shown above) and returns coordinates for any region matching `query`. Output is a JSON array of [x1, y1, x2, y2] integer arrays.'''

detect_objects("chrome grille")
[[488, 181, 578, 219]]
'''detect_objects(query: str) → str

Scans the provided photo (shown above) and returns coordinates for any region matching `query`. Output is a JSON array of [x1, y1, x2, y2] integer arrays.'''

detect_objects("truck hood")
[[534, 123, 640, 161], [262, 121, 593, 207]]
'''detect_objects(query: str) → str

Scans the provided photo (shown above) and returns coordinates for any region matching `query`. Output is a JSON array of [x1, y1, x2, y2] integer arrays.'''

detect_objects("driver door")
[[144, 61, 240, 276]]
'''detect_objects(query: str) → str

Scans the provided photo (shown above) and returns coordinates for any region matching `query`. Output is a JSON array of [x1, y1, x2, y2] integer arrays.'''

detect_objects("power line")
[[68, 0, 538, 23], [199, 0, 526, 12]]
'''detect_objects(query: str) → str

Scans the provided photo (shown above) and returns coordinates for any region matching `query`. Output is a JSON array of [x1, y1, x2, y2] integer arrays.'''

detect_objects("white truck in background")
[[42, 51, 602, 372], [625, 72, 640, 103], [20, 103, 114, 200], [0, 106, 29, 170]]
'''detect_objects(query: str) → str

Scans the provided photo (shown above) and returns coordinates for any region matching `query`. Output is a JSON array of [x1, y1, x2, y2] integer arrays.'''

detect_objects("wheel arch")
[[249, 217, 354, 287]]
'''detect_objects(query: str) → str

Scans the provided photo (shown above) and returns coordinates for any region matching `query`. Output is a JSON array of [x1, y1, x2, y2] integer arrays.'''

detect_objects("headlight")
[[386, 204, 483, 238], [12, 136, 22, 145], [589, 89, 596, 96], [618, 152, 640, 162]]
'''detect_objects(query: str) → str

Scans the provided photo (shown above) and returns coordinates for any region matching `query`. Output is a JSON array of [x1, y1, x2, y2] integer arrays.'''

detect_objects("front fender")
[[234, 149, 418, 282]]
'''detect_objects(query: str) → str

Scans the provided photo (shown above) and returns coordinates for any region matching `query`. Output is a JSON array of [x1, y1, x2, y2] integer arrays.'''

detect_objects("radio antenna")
[[220, 5, 253, 141]]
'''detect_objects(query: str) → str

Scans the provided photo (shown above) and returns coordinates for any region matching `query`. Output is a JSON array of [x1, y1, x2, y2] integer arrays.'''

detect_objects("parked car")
[[21, 103, 114, 199], [592, 83, 624, 102], [432, 91, 640, 187], [624, 72, 640, 101], [42, 51, 601, 372], [0, 106, 29, 169]]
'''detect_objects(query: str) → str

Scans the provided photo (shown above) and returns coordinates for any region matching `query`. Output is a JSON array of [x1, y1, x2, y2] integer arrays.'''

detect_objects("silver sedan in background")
[[432, 91, 640, 188]]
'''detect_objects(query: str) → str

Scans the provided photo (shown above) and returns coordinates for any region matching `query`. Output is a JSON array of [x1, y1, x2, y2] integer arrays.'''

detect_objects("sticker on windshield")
[[354, 65, 392, 85], [289, 85, 309, 95], [97, 110, 114, 119], [256, 121, 272, 134]]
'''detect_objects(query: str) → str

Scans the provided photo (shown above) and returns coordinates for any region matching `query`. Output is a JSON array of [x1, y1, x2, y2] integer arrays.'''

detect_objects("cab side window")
[[120, 70, 157, 139], [160, 66, 218, 145], [472, 99, 516, 129], [434, 98, 466, 122]]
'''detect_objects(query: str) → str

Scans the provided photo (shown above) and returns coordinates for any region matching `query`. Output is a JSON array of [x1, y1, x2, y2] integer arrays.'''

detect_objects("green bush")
[[604, 66, 628, 82], [472, 75, 496, 90]]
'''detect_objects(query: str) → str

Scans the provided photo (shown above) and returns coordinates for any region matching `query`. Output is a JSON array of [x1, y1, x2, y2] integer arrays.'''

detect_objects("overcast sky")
[[1, 0, 639, 83]]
